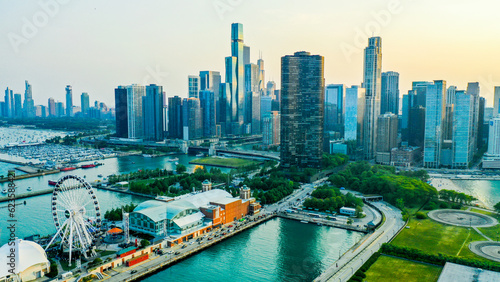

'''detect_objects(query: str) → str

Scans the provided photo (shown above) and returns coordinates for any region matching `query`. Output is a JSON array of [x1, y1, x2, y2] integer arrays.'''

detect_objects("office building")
[[423, 80, 446, 168], [483, 116, 500, 169], [126, 84, 146, 139], [200, 90, 216, 137], [65, 85, 73, 117], [344, 86, 365, 143], [199, 71, 221, 122], [452, 90, 474, 169], [55, 102, 64, 117], [280, 51, 324, 169], [14, 94, 22, 118], [23, 81, 35, 118], [466, 82, 481, 152], [408, 105, 426, 148], [245, 63, 260, 134], [262, 111, 280, 146], [81, 92, 90, 116], [324, 84, 344, 135], [168, 96, 183, 139], [114, 86, 128, 138], [380, 71, 399, 115], [361, 37, 382, 159], [183, 98, 202, 140], [188, 75, 200, 98], [478, 97, 486, 149], [495, 86, 500, 116], [4, 88, 13, 118], [142, 84, 164, 141], [48, 98, 56, 117], [257, 57, 265, 97], [266, 81, 276, 98], [376, 113, 398, 164]]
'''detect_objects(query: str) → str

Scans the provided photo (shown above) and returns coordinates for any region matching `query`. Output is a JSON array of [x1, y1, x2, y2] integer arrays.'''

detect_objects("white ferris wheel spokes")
[[45, 175, 102, 266]]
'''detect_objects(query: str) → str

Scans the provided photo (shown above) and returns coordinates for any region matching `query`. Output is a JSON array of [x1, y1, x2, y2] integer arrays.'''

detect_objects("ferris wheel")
[[45, 175, 102, 265]]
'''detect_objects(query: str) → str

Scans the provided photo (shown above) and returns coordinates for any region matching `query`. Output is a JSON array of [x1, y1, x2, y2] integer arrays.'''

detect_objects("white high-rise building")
[[494, 86, 500, 117], [423, 80, 446, 168], [188, 75, 200, 98], [126, 84, 146, 139], [361, 37, 382, 159]]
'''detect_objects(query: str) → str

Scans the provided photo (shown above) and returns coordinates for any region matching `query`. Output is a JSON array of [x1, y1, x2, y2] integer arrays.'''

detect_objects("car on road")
[[189, 242, 194, 245], [174, 251, 180, 255], [182, 245, 187, 249], [130, 270, 137, 274]]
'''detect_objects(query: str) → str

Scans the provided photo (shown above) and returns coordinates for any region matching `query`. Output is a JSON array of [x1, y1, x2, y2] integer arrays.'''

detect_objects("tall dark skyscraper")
[[14, 94, 22, 118], [65, 85, 73, 117], [324, 84, 345, 135], [81, 92, 90, 116], [199, 71, 221, 122], [200, 90, 216, 137], [168, 96, 183, 139], [114, 86, 128, 138], [381, 71, 399, 115], [4, 88, 13, 118], [362, 37, 382, 159], [280, 51, 324, 169], [143, 84, 164, 141]]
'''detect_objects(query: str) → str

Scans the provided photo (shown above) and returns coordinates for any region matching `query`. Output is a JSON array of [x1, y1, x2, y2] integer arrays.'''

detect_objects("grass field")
[[189, 157, 261, 168], [364, 255, 442, 282], [391, 215, 488, 261], [470, 208, 498, 217]]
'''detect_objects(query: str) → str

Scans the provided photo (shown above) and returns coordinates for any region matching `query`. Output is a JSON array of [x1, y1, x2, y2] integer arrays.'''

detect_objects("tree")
[[494, 202, 500, 214], [176, 164, 187, 174], [140, 239, 150, 247], [347, 218, 353, 225]]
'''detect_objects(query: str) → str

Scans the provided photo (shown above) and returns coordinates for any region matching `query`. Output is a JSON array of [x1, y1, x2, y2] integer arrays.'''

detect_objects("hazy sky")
[[1, 0, 500, 107]]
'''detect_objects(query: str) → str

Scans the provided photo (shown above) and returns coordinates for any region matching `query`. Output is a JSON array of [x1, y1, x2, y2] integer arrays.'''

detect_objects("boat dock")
[[0, 169, 60, 183], [0, 188, 53, 203], [277, 212, 369, 233]]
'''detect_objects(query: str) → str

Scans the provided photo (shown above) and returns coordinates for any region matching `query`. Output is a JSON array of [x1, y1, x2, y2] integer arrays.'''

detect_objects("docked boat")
[[174, 162, 179, 165], [143, 154, 153, 158], [1, 188, 7, 194], [300, 220, 309, 224], [98, 174, 103, 178], [48, 180, 57, 186], [27, 187, 32, 191], [81, 164, 97, 169], [60, 167, 76, 171], [196, 153, 204, 157], [168, 157, 179, 162]]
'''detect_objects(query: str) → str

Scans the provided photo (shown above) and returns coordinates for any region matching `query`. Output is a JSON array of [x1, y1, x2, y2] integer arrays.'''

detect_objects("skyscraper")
[[4, 88, 13, 118], [262, 111, 280, 146], [423, 80, 446, 168], [494, 86, 500, 116], [361, 37, 382, 159], [65, 85, 73, 117], [344, 86, 365, 143], [48, 98, 56, 117], [452, 90, 474, 168], [324, 84, 345, 135], [183, 98, 202, 140], [443, 86, 456, 141], [266, 81, 276, 98], [126, 84, 146, 139], [199, 90, 216, 137], [168, 96, 183, 139], [380, 71, 399, 115], [280, 51, 324, 169], [466, 82, 480, 152], [114, 86, 128, 138], [81, 92, 90, 116], [55, 102, 64, 117], [142, 84, 164, 141], [483, 116, 500, 169], [376, 113, 398, 153], [245, 63, 260, 134], [225, 23, 245, 134], [14, 94, 22, 118], [188, 75, 200, 98], [199, 71, 221, 122], [23, 81, 35, 118]]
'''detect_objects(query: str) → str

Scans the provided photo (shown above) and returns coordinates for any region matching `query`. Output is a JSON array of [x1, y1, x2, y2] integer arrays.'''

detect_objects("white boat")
[[175, 162, 179, 165], [168, 157, 179, 162], [143, 154, 153, 158], [196, 153, 204, 157], [27, 187, 33, 191], [300, 220, 309, 224], [1, 189, 7, 194]]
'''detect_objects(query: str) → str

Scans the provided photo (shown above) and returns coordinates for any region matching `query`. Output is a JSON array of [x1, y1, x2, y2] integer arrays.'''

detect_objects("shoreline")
[[429, 178, 490, 209]]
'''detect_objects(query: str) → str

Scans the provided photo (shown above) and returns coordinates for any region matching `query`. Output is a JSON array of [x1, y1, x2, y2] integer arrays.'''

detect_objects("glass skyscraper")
[[143, 84, 164, 141], [81, 92, 90, 116], [452, 90, 474, 168], [65, 85, 73, 117], [280, 51, 324, 169], [188, 75, 200, 98], [126, 84, 146, 139], [423, 80, 446, 168], [167, 96, 183, 139], [114, 86, 128, 138], [344, 86, 365, 143], [362, 37, 382, 159], [200, 90, 216, 137], [380, 71, 399, 115], [324, 84, 345, 135], [23, 81, 35, 118]]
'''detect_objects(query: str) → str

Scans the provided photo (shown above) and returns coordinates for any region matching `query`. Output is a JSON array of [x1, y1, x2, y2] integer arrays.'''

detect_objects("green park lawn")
[[364, 255, 442, 282], [391, 215, 488, 261], [189, 157, 261, 168], [470, 208, 498, 217]]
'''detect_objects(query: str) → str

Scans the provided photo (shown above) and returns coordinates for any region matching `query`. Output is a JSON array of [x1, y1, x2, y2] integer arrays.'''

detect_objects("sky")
[[1, 0, 500, 107]]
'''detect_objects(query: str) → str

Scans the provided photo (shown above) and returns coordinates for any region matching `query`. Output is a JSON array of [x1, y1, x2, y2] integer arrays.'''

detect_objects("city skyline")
[[1, 1, 500, 106]]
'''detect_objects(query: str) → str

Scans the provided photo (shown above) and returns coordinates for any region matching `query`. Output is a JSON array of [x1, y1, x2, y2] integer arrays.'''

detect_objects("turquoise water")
[[144, 218, 364, 282], [452, 180, 500, 208]]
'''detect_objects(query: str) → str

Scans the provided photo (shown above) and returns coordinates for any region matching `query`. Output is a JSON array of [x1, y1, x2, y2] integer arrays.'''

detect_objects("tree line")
[[303, 184, 364, 216], [104, 203, 138, 221], [242, 175, 299, 204]]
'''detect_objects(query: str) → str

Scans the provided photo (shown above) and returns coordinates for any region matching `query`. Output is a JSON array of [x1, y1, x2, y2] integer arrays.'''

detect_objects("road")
[[314, 201, 405, 282]]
